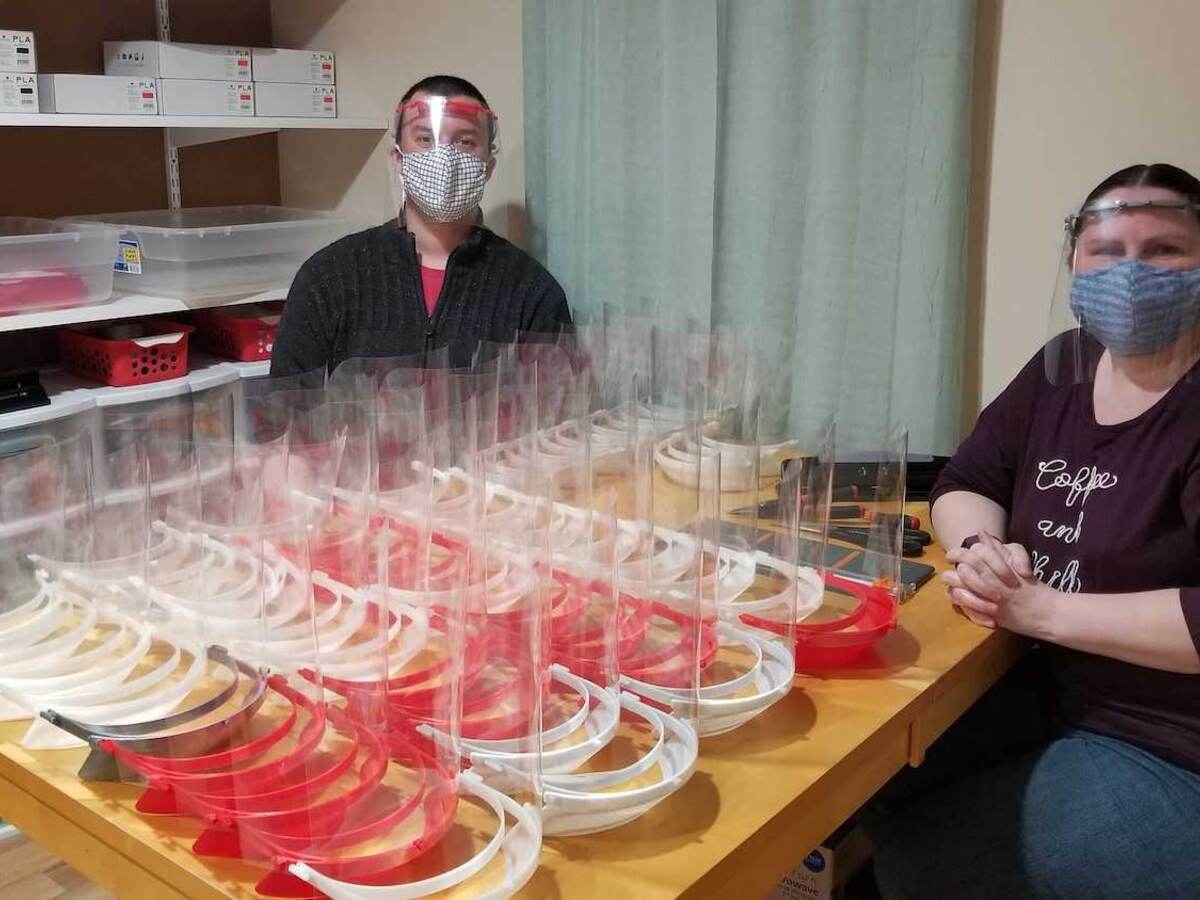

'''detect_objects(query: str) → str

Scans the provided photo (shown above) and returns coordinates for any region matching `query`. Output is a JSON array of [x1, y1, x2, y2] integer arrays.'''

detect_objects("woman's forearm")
[[1040, 588, 1200, 675], [930, 490, 1008, 551]]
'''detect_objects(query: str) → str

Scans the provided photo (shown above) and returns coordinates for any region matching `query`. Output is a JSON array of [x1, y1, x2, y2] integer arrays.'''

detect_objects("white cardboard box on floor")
[[0, 30, 36, 74], [104, 41, 251, 81], [250, 47, 334, 84], [768, 826, 873, 900], [0, 72, 37, 113], [156, 79, 254, 116], [38, 75, 158, 115], [253, 82, 335, 118]]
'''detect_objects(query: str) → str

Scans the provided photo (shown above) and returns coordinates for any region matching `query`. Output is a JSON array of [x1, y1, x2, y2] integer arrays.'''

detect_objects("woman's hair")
[[1071, 163, 1200, 241]]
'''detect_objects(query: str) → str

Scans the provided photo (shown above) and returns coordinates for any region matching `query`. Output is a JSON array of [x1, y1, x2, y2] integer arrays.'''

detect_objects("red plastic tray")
[[58, 318, 193, 387], [192, 301, 284, 362]]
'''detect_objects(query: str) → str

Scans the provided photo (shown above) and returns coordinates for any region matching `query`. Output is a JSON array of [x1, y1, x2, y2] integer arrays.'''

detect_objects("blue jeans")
[[867, 726, 1200, 898]]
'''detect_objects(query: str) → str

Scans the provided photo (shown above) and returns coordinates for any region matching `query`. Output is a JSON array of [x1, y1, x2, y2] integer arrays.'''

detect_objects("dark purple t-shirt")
[[932, 333, 1200, 773]]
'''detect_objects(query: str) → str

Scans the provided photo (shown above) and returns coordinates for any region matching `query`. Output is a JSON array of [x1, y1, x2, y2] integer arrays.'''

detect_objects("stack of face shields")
[[3, 410, 265, 755], [784, 434, 905, 673], [0, 309, 914, 895], [280, 366, 541, 900]]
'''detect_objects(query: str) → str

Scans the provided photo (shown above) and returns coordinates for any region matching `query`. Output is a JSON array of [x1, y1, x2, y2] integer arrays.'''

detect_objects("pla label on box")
[[131, 79, 158, 113], [311, 52, 334, 83], [0, 30, 36, 74], [0, 73, 37, 112], [231, 83, 254, 114], [300, 85, 336, 117], [227, 50, 251, 79], [114, 240, 143, 275]]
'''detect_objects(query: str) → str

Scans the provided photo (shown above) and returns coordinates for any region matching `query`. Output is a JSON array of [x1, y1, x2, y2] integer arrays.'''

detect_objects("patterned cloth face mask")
[[1069, 259, 1200, 357], [400, 143, 488, 223]]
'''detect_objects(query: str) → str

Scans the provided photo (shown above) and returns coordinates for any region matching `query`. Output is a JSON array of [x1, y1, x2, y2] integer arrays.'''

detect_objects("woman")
[[871, 164, 1200, 897]]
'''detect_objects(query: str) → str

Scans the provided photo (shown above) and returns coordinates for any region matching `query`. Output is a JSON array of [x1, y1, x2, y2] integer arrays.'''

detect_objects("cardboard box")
[[156, 79, 254, 116], [0, 30, 36, 74], [38, 75, 158, 115], [768, 825, 873, 900], [251, 47, 334, 84], [0, 72, 37, 113], [104, 41, 251, 81], [253, 82, 335, 118]]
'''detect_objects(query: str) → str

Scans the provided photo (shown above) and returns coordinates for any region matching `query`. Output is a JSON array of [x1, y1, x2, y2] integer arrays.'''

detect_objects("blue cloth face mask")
[[1069, 259, 1200, 356]]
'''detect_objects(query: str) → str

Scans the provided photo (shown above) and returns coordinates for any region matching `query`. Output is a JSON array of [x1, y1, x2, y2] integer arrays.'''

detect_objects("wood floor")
[[0, 828, 111, 899]]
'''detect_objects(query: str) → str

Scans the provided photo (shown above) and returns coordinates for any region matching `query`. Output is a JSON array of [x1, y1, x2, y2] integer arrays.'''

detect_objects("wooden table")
[[0, 505, 1025, 900]]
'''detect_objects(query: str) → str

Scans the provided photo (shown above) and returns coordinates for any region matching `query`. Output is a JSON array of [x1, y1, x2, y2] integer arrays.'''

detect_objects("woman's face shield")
[[1069, 193, 1200, 274], [1047, 188, 1200, 383]]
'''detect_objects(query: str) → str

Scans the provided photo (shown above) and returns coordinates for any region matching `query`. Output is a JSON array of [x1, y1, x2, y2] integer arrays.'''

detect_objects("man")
[[271, 75, 572, 375]]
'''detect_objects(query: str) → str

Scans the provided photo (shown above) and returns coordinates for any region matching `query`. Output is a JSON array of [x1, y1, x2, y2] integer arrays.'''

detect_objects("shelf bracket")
[[165, 127, 279, 149], [156, 0, 182, 209], [163, 133, 182, 210], [156, 0, 171, 41]]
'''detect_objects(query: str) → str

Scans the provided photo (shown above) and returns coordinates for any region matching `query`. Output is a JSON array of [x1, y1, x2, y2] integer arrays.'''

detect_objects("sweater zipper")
[[404, 228, 475, 366], [423, 244, 467, 366]]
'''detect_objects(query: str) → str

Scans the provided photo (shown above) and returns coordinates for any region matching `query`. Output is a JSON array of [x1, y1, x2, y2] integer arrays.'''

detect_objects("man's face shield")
[[389, 95, 499, 224], [394, 96, 498, 163]]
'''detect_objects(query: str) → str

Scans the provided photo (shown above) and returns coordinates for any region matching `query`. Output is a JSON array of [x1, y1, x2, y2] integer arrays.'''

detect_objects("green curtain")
[[523, 0, 976, 453]]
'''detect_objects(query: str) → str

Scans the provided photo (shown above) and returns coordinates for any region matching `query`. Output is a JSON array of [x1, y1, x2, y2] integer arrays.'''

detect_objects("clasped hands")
[[942, 531, 1056, 638]]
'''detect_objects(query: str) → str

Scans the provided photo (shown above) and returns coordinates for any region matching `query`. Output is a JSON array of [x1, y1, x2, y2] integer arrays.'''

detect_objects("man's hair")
[[400, 75, 489, 108], [397, 75, 495, 152]]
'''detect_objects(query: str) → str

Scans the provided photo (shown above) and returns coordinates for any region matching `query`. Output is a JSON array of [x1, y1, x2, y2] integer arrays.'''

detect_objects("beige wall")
[[270, 0, 526, 243], [971, 0, 1200, 409]]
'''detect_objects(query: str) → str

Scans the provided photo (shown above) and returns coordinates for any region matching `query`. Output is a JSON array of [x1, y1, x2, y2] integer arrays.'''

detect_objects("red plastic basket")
[[58, 318, 193, 387], [192, 301, 284, 362]]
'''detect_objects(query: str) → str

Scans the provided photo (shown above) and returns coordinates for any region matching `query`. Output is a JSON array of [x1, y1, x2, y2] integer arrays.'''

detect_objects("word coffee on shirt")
[[1030, 459, 1120, 593]]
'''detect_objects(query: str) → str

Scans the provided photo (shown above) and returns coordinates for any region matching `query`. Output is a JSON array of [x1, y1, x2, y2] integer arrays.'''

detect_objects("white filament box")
[[250, 48, 334, 84], [253, 82, 335, 118], [105, 41, 251, 81], [38, 75, 158, 115], [156, 79, 254, 116]]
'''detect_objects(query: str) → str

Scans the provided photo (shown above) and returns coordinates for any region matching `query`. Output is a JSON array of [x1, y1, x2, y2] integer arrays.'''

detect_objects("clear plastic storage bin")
[[0, 390, 95, 459], [37, 358, 237, 496], [0, 218, 120, 316], [67, 206, 362, 300]]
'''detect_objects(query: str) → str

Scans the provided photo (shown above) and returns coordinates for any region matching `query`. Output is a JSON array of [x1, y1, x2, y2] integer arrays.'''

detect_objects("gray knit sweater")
[[270, 221, 572, 375]]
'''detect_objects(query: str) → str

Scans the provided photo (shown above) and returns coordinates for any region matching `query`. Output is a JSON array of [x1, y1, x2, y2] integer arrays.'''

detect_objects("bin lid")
[[187, 357, 240, 392], [0, 382, 93, 431], [41, 368, 193, 407]]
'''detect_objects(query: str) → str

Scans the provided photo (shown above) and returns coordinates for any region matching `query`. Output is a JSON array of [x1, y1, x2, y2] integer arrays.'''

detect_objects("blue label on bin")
[[114, 239, 142, 275], [803, 851, 826, 873]]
